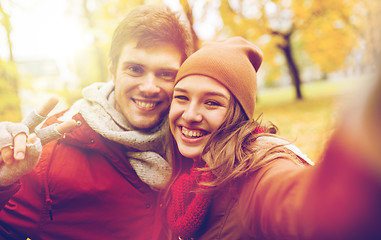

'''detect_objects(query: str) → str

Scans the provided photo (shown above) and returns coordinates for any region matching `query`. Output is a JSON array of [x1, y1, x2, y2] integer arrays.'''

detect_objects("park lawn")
[[254, 79, 356, 163]]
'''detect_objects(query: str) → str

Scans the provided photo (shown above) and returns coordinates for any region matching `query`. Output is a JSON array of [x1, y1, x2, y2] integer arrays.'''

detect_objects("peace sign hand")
[[0, 97, 76, 187]]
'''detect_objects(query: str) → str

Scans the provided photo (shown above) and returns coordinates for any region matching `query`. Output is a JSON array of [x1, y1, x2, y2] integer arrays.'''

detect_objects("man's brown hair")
[[109, 5, 194, 75]]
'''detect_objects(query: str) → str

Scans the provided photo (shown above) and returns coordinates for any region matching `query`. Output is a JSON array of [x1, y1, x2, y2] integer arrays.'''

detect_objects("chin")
[[178, 148, 202, 160], [129, 117, 162, 130], [133, 122, 159, 130]]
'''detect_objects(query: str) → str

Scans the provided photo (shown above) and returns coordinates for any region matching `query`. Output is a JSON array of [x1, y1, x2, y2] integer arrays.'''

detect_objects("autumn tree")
[[81, 0, 109, 83], [68, 0, 153, 89], [179, 0, 200, 51], [183, 0, 364, 99], [0, 1, 22, 121]]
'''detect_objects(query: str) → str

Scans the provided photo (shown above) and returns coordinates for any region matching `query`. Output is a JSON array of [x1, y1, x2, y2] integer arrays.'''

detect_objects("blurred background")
[[1, 0, 380, 162]]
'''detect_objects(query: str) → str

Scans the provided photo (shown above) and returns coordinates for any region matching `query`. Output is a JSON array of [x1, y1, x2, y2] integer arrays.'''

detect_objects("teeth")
[[182, 127, 205, 138], [135, 100, 156, 109]]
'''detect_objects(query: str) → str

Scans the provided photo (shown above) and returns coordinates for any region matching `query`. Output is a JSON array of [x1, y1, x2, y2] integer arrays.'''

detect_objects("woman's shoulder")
[[251, 135, 315, 166]]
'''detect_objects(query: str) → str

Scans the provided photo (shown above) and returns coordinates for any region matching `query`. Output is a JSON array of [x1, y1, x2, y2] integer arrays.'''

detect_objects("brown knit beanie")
[[175, 36, 263, 119]]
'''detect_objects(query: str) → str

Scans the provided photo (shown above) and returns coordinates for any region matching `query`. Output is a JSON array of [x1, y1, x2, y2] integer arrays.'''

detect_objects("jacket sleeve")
[[0, 181, 21, 210], [238, 133, 381, 240]]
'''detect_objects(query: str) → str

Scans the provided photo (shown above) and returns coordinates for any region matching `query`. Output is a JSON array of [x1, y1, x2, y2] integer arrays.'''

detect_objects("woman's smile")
[[179, 126, 210, 145]]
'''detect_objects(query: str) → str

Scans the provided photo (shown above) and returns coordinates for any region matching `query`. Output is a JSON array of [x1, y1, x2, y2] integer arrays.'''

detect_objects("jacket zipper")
[[42, 140, 60, 221]]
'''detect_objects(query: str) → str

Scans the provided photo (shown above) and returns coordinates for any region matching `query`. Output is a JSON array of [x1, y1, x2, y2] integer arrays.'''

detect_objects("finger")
[[27, 133, 38, 145], [1, 146, 14, 165], [36, 96, 59, 117], [21, 110, 46, 131], [13, 133, 27, 161], [56, 119, 77, 134], [36, 121, 76, 146], [21, 97, 60, 131], [36, 120, 77, 145], [0, 122, 13, 150], [8, 123, 29, 138]]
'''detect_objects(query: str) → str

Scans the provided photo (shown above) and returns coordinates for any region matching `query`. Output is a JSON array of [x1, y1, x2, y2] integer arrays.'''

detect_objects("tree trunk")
[[83, 0, 108, 82], [0, 4, 13, 62], [0, 2, 22, 120], [280, 34, 303, 100], [180, 0, 200, 51]]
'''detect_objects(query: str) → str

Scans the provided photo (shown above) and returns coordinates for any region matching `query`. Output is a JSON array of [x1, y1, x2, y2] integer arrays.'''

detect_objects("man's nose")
[[138, 73, 160, 96]]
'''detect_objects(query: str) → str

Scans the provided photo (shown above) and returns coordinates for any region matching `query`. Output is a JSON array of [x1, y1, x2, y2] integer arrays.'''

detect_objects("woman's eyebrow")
[[174, 87, 229, 100], [173, 87, 187, 93], [204, 92, 230, 100]]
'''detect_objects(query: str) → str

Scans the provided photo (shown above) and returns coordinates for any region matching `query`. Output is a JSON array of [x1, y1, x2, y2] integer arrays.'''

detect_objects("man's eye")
[[126, 66, 144, 76], [157, 71, 177, 81]]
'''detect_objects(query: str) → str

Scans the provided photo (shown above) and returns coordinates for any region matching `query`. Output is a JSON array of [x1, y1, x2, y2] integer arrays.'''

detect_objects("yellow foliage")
[[214, 0, 366, 83], [301, 13, 358, 72], [0, 60, 22, 121]]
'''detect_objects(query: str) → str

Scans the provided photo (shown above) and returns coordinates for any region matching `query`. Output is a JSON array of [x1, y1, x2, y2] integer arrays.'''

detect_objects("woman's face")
[[169, 75, 230, 160]]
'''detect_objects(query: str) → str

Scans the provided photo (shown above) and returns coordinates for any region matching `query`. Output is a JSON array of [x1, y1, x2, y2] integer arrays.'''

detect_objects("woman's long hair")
[[199, 96, 279, 190]]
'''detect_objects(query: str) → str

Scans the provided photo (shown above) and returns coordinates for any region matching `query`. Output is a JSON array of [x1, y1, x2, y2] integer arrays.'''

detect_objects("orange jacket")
[[193, 134, 381, 239]]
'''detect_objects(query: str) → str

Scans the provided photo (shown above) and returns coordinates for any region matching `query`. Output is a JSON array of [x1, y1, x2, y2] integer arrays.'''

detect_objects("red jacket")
[[0, 113, 164, 240]]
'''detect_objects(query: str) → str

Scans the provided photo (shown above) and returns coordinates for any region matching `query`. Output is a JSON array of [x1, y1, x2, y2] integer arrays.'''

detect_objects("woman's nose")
[[182, 103, 202, 123]]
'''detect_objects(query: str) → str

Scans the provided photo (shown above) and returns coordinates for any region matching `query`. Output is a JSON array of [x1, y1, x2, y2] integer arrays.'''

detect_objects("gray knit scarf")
[[59, 81, 172, 190]]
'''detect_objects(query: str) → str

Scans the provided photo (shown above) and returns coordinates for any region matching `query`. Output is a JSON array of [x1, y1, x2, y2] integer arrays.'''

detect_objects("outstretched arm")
[[240, 71, 381, 239], [0, 97, 76, 187]]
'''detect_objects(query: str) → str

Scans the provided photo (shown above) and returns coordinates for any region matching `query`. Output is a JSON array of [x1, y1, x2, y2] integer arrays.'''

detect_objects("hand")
[[336, 72, 381, 179], [0, 97, 76, 186]]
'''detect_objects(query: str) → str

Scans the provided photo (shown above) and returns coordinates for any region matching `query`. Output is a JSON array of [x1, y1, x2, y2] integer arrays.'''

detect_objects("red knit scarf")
[[167, 160, 214, 239], [167, 127, 264, 238]]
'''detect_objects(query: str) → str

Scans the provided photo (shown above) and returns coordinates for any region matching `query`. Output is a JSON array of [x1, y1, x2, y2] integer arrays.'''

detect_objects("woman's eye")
[[205, 100, 221, 106], [173, 95, 188, 101]]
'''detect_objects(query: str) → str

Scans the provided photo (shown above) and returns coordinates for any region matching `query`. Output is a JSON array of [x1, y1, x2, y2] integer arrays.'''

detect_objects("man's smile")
[[132, 98, 161, 110]]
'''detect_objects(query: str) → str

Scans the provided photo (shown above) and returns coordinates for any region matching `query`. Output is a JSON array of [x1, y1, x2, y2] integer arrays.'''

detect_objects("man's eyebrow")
[[120, 61, 178, 71], [121, 61, 144, 67]]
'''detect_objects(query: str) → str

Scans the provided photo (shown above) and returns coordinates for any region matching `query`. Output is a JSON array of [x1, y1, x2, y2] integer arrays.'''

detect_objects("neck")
[[192, 156, 204, 168]]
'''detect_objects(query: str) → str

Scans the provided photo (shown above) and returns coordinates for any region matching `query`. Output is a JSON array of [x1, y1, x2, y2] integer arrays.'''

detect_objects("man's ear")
[[108, 61, 115, 83]]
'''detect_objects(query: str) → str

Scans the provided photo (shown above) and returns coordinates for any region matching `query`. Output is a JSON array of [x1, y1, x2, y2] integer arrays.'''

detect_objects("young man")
[[0, 5, 193, 239]]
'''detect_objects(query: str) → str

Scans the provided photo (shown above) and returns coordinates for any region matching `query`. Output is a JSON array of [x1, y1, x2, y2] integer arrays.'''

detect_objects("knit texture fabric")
[[167, 160, 215, 239], [175, 36, 263, 119], [59, 81, 171, 189], [0, 122, 42, 186]]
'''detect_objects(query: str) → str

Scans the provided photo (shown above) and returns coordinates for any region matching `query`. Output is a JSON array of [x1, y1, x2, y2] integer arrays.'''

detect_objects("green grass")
[[254, 78, 358, 163]]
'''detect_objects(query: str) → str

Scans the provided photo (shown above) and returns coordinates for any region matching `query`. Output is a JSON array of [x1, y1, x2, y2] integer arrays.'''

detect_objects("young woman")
[[163, 37, 381, 239]]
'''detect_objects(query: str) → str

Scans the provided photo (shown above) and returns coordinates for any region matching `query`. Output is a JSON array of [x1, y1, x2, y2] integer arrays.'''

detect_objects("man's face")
[[110, 42, 182, 130]]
